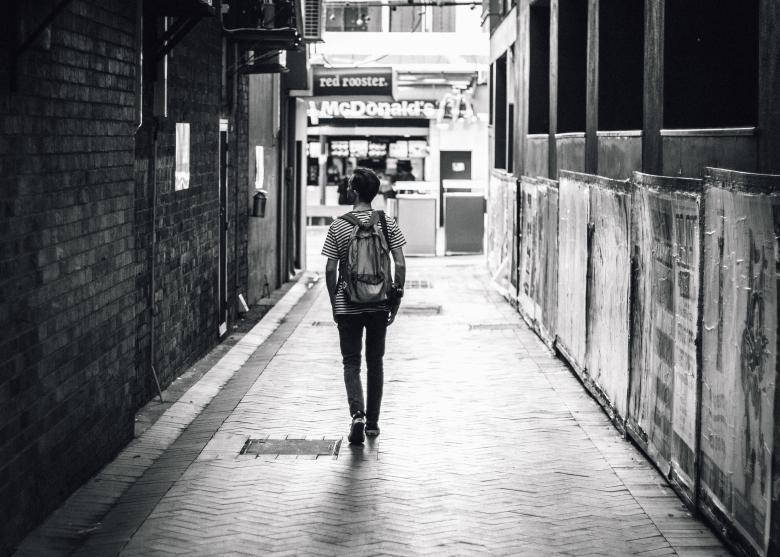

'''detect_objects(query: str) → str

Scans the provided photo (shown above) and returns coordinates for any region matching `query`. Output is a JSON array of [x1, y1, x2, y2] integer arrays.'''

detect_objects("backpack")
[[339, 211, 392, 304]]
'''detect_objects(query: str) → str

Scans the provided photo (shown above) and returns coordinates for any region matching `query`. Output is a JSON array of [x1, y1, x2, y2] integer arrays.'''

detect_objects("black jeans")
[[336, 311, 387, 423]]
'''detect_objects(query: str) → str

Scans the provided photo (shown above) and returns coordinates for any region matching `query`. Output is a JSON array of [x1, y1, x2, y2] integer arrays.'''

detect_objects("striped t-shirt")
[[322, 210, 407, 315]]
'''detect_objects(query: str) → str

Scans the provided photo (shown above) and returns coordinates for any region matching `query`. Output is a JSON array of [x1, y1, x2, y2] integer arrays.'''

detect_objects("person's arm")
[[387, 247, 406, 326], [326, 258, 339, 322], [392, 247, 406, 289]]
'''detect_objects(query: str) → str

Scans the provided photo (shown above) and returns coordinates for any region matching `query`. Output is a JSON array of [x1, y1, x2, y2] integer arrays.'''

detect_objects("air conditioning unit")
[[301, 0, 323, 42]]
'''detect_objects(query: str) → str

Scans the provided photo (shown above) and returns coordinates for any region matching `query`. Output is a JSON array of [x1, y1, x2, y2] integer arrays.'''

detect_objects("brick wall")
[[0, 2, 253, 552], [230, 74, 251, 323], [134, 16, 225, 389], [0, 2, 138, 552]]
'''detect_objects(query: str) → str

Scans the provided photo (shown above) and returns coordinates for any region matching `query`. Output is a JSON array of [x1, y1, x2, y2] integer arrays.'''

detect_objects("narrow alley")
[[16, 238, 728, 556], [3, 1, 780, 556]]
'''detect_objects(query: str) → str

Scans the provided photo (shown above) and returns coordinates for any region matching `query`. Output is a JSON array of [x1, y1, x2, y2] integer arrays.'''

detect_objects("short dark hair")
[[349, 167, 380, 203]]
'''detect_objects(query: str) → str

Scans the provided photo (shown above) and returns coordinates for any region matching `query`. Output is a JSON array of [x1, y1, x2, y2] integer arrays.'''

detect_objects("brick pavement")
[[17, 253, 730, 556]]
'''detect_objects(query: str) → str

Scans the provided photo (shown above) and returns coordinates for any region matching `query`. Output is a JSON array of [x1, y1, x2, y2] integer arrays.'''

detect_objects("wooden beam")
[[585, 0, 598, 174], [548, 0, 558, 179], [642, 0, 663, 174], [758, 0, 780, 173], [515, 0, 530, 177]]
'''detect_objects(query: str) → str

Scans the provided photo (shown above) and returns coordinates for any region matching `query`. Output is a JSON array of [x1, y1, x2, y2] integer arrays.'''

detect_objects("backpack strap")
[[339, 212, 361, 227], [377, 210, 391, 248]]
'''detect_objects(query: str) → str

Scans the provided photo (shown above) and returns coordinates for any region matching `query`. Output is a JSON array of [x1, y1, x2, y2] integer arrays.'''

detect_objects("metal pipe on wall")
[[149, 120, 164, 403]]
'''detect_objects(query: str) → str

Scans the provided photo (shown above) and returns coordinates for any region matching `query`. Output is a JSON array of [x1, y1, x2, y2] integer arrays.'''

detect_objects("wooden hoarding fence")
[[628, 172, 703, 507], [585, 174, 632, 425], [556, 171, 590, 372], [700, 167, 780, 557], [517, 176, 559, 347], [487, 172, 516, 294]]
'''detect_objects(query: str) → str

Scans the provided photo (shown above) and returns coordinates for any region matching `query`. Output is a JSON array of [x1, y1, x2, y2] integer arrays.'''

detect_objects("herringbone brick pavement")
[[15, 244, 730, 556], [109, 255, 728, 556]]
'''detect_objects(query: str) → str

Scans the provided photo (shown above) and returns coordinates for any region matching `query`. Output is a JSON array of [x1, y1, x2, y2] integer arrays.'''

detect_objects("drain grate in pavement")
[[406, 279, 433, 289], [240, 438, 341, 457], [468, 323, 522, 331], [400, 303, 442, 315]]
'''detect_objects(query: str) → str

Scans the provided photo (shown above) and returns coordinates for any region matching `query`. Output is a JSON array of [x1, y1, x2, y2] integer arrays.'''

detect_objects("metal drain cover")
[[240, 438, 341, 457], [468, 323, 522, 330]]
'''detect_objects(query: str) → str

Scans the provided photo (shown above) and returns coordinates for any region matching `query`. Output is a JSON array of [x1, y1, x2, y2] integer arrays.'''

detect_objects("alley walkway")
[[17, 250, 730, 556]]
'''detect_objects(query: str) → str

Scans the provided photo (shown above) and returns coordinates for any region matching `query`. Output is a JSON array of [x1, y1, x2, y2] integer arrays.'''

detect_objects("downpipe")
[[148, 118, 164, 403]]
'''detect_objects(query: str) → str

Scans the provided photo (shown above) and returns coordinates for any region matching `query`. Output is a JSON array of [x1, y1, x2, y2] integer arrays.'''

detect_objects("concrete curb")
[[15, 274, 314, 555]]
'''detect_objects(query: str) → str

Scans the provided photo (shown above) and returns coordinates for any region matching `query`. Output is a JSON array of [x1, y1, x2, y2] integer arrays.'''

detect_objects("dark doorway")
[[439, 150, 472, 226], [218, 119, 229, 336]]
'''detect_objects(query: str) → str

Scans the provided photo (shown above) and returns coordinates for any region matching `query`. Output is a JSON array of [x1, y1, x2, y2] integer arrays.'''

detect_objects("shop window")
[[528, 4, 550, 135], [175, 123, 190, 191], [493, 52, 508, 169], [598, 0, 643, 131], [432, 6, 455, 32], [557, 0, 587, 133], [325, 5, 382, 31], [390, 6, 425, 32], [664, 0, 758, 129]]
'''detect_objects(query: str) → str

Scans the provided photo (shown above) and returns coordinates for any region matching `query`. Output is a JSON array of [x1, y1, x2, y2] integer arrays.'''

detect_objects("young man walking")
[[321, 168, 406, 444]]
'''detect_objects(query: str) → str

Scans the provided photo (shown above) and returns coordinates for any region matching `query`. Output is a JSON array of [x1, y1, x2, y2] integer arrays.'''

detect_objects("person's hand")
[[330, 298, 338, 324], [387, 299, 400, 326]]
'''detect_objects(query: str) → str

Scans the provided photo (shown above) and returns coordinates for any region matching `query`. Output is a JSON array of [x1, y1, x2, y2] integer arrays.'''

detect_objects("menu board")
[[388, 140, 408, 159], [330, 140, 349, 157], [368, 142, 387, 157], [408, 140, 428, 157], [349, 140, 369, 157]]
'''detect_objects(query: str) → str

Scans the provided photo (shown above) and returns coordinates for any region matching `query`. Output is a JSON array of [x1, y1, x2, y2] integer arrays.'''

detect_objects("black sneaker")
[[365, 422, 380, 437], [348, 413, 366, 444]]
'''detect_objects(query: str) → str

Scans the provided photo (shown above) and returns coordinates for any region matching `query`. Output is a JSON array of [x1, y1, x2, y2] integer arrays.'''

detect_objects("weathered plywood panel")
[[557, 135, 586, 174], [539, 180, 559, 341], [519, 177, 541, 322], [628, 172, 703, 504], [597, 134, 642, 180], [661, 134, 758, 179], [700, 168, 780, 556], [518, 177, 559, 346], [556, 171, 589, 371], [510, 179, 518, 290], [586, 177, 632, 421], [487, 171, 516, 292], [526, 135, 549, 178]]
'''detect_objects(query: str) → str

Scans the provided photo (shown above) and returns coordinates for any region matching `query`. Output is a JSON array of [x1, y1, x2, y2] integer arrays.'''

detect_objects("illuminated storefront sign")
[[313, 68, 394, 97], [307, 100, 438, 124]]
